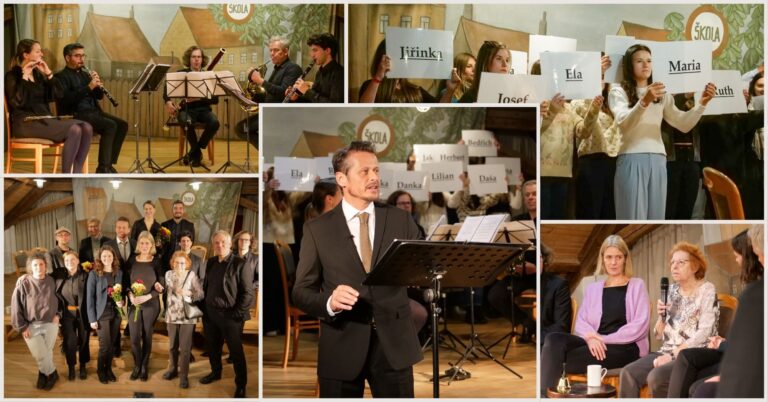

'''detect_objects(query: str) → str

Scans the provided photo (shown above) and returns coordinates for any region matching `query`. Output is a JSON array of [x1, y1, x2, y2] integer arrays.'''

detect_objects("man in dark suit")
[[247, 36, 302, 103], [292, 141, 423, 398], [78, 218, 110, 264], [178, 231, 203, 281], [538, 243, 572, 342], [104, 216, 135, 268], [161, 200, 195, 268]]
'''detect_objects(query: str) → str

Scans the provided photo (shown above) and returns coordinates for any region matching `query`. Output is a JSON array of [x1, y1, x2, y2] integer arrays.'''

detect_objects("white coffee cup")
[[587, 364, 607, 387]]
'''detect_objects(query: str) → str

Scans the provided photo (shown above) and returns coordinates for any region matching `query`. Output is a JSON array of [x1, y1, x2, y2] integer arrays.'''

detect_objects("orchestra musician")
[[247, 36, 302, 103], [285, 33, 343, 103], [163, 46, 220, 168]]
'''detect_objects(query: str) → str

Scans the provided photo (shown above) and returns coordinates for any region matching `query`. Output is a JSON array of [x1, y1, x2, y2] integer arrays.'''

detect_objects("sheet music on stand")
[[428, 223, 460, 241], [494, 220, 535, 246], [214, 72, 259, 108], [455, 214, 509, 243], [130, 62, 170, 94]]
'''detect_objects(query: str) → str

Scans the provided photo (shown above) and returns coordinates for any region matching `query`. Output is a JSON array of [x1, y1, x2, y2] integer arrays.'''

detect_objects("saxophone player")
[[286, 33, 344, 103], [54, 43, 128, 173], [248, 36, 302, 103], [162, 46, 220, 167]]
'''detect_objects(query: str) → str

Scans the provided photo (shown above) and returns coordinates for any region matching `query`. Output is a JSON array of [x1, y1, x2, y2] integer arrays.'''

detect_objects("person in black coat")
[[161, 200, 195, 268], [247, 36, 302, 103], [54, 251, 90, 381], [539, 243, 572, 341], [78, 218, 110, 264], [104, 216, 136, 268], [130, 200, 161, 243], [288, 33, 344, 103]]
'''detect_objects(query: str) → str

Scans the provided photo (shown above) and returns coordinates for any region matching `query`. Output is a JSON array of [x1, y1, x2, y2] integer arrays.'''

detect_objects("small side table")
[[547, 383, 617, 398]]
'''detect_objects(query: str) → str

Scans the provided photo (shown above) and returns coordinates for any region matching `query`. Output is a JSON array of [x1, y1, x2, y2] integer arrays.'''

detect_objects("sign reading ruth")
[[477, 73, 548, 104], [647, 40, 712, 95], [699, 70, 748, 115], [385, 27, 453, 79]]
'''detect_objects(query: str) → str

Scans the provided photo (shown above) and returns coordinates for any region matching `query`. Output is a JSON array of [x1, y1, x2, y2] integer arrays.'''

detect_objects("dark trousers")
[[576, 154, 616, 219], [77, 110, 128, 166], [541, 177, 571, 219], [167, 323, 195, 378], [666, 160, 700, 219], [319, 330, 414, 398], [97, 311, 121, 374], [61, 314, 90, 367], [667, 347, 721, 398], [262, 243, 285, 334], [487, 274, 536, 329], [541, 332, 639, 397], [128, 300, 160, 369], [203, 308, 247, 388], [178, 107, 219, 158]]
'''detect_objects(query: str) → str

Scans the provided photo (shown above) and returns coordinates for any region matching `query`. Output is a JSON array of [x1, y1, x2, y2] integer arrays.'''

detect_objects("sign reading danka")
[[356, 115, 394, 157], [700, 70, 748, 115], [540, 51, 602, 99], [412, 144, 469, 171], [477, 73, 547, 104], [393, 170, 429, 202], [685, 5, 729, 58], [274, 157, 315, 192], [648, 40, 712, 95], [385, 27, 453, 79], [418, 161, 463, 193], [468, 164, 507, 196]]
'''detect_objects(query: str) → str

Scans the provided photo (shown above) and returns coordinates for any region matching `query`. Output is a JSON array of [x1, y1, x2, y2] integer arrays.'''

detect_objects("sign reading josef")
[[385, 27, 453, 79], [648, 40, 712, 95], [356, 115, 394, 156], [477, 73, 547, 104]]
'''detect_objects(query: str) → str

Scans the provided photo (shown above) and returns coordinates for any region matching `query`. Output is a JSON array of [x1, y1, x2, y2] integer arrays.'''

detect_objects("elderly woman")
[[164, 251, 203, 388], [619, 241, 719, 397], [55, 251, 90, 381], [86, 245, 124, 384], [541, 235, 650, 397], [11, 253, 60, 390]]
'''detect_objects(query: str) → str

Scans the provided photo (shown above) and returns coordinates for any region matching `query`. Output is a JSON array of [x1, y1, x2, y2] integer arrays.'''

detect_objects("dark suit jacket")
[[263, 60, 302, 103], [130, 219, 161, 243], [717, 279, 763, 397], [78, 236, 110, 264], [540, 272, 572, 341], [202, 253, 254, 321], [292, 202, 424, 381], [161, 218, 195, 268], [53, 267, 88, 320], [104, 238, 136, 269], [86, 269, 124, 324], [189, 252, 204, 282], [53, 66, 104, 115]]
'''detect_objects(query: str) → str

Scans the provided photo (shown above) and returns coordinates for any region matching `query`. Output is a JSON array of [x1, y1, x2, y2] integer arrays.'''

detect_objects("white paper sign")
[[528, 34, 578, 72], [461, 130, 497, 157], [392, 170, 429, 202], [477, 73, 548, 104], [314, 156, 335, 178], [540, 51, 602, 99], [378, 162, 407, 172], [378, 168, 396, 200], [274, 157, 315, 192], [386, 27, 453, 79], [485, 157, 522, 185], [468, 164, 507, 195], [419, 161, 463, 193], [700, 70, 748, 115], [604, 35, 636, 83], [412, 144, 468, 170], [650, 40, 712, 95], [510, 50, 528, 75]]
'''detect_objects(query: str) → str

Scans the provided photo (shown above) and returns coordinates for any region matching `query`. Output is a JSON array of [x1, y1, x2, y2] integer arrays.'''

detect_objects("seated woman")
[[540, 234, 649, 397], [619, 241, 719, 397], [5, 39, 92, 173]]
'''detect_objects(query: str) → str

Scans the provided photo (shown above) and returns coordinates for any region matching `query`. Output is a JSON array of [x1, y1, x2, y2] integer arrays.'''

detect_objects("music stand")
[[213, 73, 258, 173], [127, 62, 170, 173], [363, 240, 525, 398]]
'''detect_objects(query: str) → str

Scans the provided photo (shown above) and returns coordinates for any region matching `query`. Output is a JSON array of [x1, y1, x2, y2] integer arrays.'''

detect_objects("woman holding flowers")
[[125, 230, 165, 382], [55, 251, 91, 381], [163, 251, 204, 388], [86, 245, 124, 384]]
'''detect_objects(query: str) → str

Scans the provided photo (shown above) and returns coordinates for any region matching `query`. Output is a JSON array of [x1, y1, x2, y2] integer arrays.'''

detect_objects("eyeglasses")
[[670, 259, 690, 266]]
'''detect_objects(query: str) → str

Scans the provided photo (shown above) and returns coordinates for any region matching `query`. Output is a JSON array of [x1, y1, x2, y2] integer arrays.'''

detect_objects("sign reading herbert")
[[412, 144, 468, 170], [700, 70, 748, 115], [385, 27, 453, 79], [392, 170, 430, 202], [485, 157, 522, 185], [461, 130, 497, 157], [274, 157, 315, 192], [468, 164, 507, 195], [540, 51, 602, 99], [604, 35, 637, 83], [477, 73, 548, 104], [419, 161, 463, 193], [649, 40, 712, 95]]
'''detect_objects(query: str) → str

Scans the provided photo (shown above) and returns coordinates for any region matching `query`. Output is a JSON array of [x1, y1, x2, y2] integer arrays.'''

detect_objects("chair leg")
[[52, 146, 61, 173], [208, 139, 215, 164], [282, 316, 291, 368], [178, 127, 185, 165], [291, 323, 300, 361], [34, 147, 43, 174], [5, 150, 11, 173], [82, 154, 89, 174]]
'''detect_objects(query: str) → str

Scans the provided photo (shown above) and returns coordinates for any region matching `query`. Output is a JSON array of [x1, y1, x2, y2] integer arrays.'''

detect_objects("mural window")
[[67, 29, 72, 38], [241, 53, 246, 64], [57, 15, 62, 24], [420, 16, 430, 29], [47, 15, 53, 24], [67, 14, 72, 23], [127, 70, 133, 79], [116, 69, 123, 78], [240, 71, 246, 81], [379, 15, 389, 34], [48, 30, 53, 38], [57, 29, 63, 38], [252, 52, 258, 63], [228, 54, 235, 65], [400, 16, 412, 28]]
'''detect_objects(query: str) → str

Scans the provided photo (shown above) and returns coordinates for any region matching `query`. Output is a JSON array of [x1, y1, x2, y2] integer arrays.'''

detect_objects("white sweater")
[[608, 84, 706, 155]]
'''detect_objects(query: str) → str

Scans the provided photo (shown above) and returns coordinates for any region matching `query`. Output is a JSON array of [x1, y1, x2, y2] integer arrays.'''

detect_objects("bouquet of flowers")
[[108, 283, 126, 319], [158, 226, 172, 248], [130, 279, 147, 322], [81, 261, 92, 272]]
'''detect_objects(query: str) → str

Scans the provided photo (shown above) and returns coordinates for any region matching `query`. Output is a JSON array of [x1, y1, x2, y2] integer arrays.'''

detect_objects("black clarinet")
[[282, 61, 316, 103], [81, 66, 118, 107]]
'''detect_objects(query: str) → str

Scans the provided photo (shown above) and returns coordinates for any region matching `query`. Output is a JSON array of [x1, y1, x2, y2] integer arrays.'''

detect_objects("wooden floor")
[[262, 318, 537, 398], [4, 274, 258, 398], [5, 138, 259, 174]]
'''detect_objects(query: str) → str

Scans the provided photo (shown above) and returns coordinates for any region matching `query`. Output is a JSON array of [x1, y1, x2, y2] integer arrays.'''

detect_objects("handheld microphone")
[[660, 277, 669, 319]]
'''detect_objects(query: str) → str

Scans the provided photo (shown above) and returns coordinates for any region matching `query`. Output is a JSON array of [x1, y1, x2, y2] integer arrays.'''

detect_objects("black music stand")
[[127, 62, 170, 173], [214, 75, 258, 173], [363, 240, 525, 398]]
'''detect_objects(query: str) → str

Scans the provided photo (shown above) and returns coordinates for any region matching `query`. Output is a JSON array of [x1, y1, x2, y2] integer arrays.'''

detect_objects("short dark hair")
[[749, 71, 764, 97], [307, 33, 338, 59], [332, 141, 376, 175], [63, 42, 84, 58], [116, 216, 130, 225], [173, 200, 184, 207], [179, 230, 194, 242]]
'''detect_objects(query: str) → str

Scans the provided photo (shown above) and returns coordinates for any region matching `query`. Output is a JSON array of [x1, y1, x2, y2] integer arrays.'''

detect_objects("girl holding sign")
[[608, 44, 716, 220], [459, 41, 510, 103]]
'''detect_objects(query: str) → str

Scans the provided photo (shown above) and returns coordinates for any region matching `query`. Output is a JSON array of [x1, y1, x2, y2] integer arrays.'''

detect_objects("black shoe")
[[108, 165, 118, 173], [130, 366, 140, 381], [43, 370, 59, 391], [234, 386, 245, 398], [163, 369, 178, 380], [36, 372, 46, 390], [79, 365, 87, 380], [68, 366, 76, 381], [181, 153, 191, 166], [190, 157, 203, 167], [98, 370, 108, 384], [180, 377, 189, 389], [199, 372, 221, 384], [140, 365, 149, 381], [107, 368, 116, 382], [95, 164, 110, 173]]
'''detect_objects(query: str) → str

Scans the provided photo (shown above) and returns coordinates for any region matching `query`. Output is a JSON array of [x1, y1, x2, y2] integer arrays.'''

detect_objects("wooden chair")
[[570, 297, 577, 333], [167, 121, 215, 165], [716, 293, 739, 337], [12, 250, 28, 277], [274, 240, 320, 368], [190, 245, 208, 261], [5, 97, 64, 173], [703, 167, 745, 219]]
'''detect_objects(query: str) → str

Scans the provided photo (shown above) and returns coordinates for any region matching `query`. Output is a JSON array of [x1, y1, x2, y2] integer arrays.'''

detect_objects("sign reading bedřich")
[[385, 27, 453, 79], [356, 115, 394, 157], [685, 5, 729, 58]]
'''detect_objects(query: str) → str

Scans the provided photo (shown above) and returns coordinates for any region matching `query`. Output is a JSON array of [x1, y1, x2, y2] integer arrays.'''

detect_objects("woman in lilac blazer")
[[541, 234, 650, 397]]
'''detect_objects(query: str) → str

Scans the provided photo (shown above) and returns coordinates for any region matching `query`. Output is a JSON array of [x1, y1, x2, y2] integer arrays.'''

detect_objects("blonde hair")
[[596, 234, 633, 277], [135, 231, 157, 256], [749, 224, 764, 257]]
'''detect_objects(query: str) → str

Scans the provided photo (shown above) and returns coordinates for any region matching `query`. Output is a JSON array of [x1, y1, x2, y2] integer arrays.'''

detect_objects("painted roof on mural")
[[179, 7, 246, 48], [85, 12, 157, 63]]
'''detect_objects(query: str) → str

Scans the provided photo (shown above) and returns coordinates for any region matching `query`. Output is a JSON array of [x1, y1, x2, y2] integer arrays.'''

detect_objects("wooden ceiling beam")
[[10, 196, 75, 227]]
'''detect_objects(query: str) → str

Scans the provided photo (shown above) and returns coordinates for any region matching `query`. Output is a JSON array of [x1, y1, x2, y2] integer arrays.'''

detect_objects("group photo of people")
[[539, 223, 763, 398], [4, 178, 258, 398]]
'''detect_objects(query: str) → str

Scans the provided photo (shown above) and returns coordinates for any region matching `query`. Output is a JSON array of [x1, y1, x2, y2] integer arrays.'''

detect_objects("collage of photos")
[[2, 1, 765, 401]]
